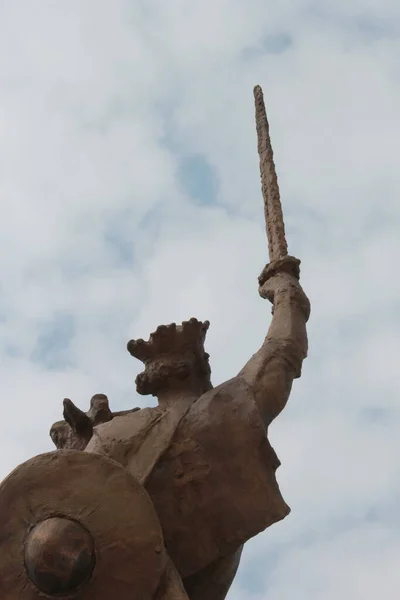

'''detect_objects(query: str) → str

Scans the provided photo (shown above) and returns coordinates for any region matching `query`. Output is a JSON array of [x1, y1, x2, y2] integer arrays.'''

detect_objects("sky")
[[0, 1, 399, 598]]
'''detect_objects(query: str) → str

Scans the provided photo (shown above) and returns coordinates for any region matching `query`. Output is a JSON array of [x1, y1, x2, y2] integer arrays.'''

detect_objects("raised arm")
[[239, 86, 311, 427], [238, 255, 310, 427]]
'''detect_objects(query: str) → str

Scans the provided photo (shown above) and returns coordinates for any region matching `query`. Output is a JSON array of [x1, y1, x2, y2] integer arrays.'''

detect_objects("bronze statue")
[[0, 86, 310, 599]]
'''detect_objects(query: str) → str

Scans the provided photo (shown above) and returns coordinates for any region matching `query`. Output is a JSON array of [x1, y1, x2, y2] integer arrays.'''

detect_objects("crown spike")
[[127, 318, 210, 364]]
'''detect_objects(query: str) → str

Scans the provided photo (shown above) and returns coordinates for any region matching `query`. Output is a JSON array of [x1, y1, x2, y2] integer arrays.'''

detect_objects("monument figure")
[[0, 86, 310, 599]]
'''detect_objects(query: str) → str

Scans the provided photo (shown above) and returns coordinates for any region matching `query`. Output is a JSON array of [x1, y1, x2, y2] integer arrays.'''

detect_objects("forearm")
[[238, 285, 309, 425], [265, 286, 308, 374]]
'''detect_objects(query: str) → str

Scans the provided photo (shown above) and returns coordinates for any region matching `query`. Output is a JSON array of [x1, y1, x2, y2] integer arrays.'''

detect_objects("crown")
[[127, 317, 210, 364]]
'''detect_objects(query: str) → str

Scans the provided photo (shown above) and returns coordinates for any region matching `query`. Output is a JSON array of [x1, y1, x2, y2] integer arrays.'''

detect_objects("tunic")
[[85, 375, 289, 581]]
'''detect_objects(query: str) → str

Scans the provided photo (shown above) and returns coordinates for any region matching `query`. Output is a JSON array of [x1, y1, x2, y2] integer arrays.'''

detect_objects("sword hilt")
[[258, 255, 300, 287]]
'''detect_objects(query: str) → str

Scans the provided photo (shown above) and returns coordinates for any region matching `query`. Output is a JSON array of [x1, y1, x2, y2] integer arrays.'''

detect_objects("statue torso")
[[86, 377, 289, 579]]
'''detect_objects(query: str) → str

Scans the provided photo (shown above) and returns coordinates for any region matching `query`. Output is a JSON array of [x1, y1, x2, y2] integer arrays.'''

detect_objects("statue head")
[[127, 318, 212, 398]]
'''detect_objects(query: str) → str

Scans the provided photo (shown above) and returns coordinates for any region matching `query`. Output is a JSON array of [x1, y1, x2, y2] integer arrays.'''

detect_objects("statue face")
[[136, 353, 211, 397]]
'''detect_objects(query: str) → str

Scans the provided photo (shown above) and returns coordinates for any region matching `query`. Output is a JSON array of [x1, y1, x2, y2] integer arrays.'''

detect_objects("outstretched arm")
[[238, 256, 310, 427]]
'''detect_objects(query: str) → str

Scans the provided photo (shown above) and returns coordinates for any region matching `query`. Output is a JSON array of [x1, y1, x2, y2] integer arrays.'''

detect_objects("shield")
[[0, 450, 166, 599]]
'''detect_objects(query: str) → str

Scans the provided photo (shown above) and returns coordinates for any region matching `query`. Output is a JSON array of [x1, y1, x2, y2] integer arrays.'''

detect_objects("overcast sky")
[[0, 1, 399, 598]]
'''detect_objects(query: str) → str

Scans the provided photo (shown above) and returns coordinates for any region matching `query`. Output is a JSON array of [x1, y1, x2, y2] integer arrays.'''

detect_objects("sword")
[[254, 85, 288, 261], [254, 85, 299, 284]]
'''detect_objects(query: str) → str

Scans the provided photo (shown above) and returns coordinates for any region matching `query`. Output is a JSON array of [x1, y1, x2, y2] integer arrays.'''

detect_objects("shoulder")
[[176, 376, 265, 444], [199, 376, 254, 406], [188, 377, 255, 422], [86, 407, 160, 457]]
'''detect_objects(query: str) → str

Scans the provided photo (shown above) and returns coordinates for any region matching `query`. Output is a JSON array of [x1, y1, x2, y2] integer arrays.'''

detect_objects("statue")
[[0, 87, 310, 599]]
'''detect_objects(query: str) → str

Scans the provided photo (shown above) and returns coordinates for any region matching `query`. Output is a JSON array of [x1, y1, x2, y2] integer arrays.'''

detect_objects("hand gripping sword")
[[254, 85, 300, 284]]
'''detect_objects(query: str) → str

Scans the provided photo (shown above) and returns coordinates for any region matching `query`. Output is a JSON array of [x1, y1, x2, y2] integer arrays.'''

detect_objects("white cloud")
[[0, 1, 399, 598]]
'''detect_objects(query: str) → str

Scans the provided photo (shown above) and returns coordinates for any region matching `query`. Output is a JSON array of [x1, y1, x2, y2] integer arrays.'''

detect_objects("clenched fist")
[[258, 256, 310, 321]]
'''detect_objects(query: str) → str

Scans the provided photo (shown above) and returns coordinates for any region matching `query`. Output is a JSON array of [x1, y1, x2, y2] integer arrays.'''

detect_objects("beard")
[[135, 356, 212, 397]]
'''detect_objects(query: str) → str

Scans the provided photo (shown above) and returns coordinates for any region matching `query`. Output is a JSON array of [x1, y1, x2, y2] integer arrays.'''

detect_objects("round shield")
[[0, 450, 166, 599]]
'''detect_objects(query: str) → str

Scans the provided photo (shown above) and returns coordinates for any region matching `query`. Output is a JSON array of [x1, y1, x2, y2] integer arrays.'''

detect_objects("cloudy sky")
[[0, 1, 399, 598]]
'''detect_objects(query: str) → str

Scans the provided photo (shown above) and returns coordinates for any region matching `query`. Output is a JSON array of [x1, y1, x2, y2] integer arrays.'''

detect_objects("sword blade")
[[254, 85, 288, 261]]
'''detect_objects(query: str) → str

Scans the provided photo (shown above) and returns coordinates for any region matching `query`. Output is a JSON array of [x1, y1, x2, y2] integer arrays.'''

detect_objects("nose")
[[24, 516, 95, 596]]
